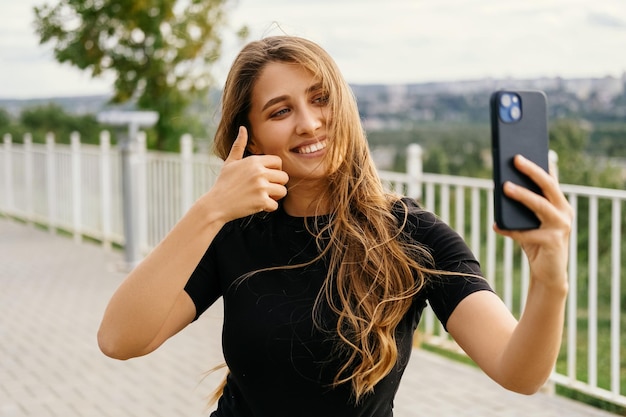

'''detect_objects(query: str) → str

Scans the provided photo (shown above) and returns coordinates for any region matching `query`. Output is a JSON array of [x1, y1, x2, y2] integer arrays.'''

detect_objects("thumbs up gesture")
[[205, 126, 289, 222]]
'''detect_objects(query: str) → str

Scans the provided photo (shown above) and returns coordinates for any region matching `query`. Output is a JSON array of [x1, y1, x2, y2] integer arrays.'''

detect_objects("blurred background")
[[1, 0, 625, 179], [1, 1, 626, 415]]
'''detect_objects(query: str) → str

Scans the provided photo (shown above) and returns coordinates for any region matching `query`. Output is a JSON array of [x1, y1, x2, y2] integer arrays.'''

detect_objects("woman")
[[97, 36, 573, 417]]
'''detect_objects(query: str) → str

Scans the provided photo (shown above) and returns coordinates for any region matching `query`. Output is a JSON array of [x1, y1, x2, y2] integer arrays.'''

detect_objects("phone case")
[[490, 90, 550, 230]]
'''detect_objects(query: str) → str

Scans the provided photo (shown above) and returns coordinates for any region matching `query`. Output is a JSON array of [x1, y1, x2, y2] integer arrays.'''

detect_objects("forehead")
[[251, 62, 318, 106]]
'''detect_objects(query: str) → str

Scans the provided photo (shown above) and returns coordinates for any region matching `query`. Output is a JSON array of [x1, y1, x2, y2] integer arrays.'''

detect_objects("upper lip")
[[290, 136, 327, 152]]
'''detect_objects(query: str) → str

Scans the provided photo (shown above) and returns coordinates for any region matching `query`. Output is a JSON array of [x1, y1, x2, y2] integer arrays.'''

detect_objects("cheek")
[[252, 138, 281, 156], [251, 125, 290, 155]]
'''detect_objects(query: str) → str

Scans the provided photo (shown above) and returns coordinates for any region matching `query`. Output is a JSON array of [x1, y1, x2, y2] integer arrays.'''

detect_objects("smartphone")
[[490, 90, 550, 230]]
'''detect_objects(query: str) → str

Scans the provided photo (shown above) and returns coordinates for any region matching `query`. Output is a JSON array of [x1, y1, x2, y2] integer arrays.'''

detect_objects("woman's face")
[[247, 62, 330, 184]]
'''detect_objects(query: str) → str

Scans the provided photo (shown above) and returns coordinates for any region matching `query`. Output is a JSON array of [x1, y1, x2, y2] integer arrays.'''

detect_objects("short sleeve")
[[184, 238, 223, 321], [398, 198, 495, 330]]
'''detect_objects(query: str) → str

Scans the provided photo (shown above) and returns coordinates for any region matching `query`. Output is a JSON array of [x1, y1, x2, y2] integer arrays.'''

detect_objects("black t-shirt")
[[184, 197, 492, 417]]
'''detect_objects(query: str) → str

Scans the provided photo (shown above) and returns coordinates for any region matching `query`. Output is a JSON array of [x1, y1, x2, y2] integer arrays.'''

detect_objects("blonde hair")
[[212, 36, 437, 403]]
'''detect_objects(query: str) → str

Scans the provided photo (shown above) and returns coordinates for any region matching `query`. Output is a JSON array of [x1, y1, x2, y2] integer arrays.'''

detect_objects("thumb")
[[225, 126, 248, 162]]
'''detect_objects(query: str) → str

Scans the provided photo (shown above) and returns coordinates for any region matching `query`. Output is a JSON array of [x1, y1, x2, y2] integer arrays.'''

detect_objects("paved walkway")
[[0, 218, 619, 417]]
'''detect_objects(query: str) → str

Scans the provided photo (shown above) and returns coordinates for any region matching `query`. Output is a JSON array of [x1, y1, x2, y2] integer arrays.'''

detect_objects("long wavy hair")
[[212, 36, 437, 403]]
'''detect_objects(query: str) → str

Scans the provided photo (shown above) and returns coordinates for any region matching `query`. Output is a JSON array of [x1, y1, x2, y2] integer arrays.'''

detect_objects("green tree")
[[549, 119, 624, 189], [0, 108, 26, 143], [0, 108, 12, 132], [19, 103, 102, 143], [549, 119, 625, 317], [34, 0, 247, 149]]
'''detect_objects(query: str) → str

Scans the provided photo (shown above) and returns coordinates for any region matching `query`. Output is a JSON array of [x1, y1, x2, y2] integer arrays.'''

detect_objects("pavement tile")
[[0, 218, 620, 417]]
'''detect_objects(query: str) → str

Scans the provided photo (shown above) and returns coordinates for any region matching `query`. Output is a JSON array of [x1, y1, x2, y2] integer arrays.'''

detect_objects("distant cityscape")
[[351, 73, 626, 130], [1, 73, 625, 130], [2, 74, 625, 178]]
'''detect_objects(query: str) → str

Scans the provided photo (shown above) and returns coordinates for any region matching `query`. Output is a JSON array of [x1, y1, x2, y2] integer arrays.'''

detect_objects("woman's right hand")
[[98, 127, 288, 360], [203, 126, 289, 222]]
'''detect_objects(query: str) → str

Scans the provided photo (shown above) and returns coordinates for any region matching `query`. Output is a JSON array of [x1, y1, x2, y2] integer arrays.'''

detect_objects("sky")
[[1, 0, 626, 99]]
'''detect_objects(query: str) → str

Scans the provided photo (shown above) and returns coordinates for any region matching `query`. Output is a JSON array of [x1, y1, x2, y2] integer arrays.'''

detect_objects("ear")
[[246, 138, 261, 155]]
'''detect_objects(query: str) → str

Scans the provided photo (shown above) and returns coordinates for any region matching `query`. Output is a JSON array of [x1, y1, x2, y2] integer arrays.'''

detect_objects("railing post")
[[549, 149, 559, 179], [96, 110, 158, 270], [23, 133, 34, 225], [406, 144, 423, 200], [46, 133, 57, 234], [588, 196, 599, 389], [119, 128, 142, 269], [610, 197, 621, 396], [136, 131, 148, 255], [566, 194, 578, 382], [486, 188, 496, 287], [71, 132, 82, 243], [542, 148, 559, 396], [180, 134, 194, 215], [2, 134, 13, 215], [100, 130, 112, 250]]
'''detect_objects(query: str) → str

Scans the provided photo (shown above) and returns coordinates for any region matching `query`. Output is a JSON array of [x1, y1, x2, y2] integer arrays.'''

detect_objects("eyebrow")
[[261, 82, 324, 112]]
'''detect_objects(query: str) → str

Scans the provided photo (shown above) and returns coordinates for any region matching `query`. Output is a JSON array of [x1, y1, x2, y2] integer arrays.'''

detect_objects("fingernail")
[[504, 181, 516, 192]]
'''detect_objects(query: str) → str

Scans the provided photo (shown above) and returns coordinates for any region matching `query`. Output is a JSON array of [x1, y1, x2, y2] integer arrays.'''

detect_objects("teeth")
[[297, 141, 327, 154]]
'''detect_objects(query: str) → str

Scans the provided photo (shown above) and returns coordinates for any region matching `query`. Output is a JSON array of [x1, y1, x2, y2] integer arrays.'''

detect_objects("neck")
[[282, 179, 330, 217]]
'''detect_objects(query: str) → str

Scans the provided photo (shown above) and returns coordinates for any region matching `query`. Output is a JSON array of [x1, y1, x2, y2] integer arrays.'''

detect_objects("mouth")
[[292, 139, 328, 155]]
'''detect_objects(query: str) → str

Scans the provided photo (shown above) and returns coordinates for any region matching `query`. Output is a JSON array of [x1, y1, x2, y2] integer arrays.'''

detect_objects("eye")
[[313, 93, 329, 106], [270, 108, 290, 118]]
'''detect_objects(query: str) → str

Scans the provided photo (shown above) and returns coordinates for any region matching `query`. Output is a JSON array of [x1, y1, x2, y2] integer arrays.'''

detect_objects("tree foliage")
[[0, 108, 11, 131], [34, 0, 246, 149], [18, 104, 101, 143], [549, 119, 625, 189]]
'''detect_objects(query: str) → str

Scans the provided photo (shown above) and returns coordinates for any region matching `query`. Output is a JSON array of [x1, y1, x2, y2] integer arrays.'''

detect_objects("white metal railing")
[[1, 131, 624, 409], [381, 166, 626, 409]]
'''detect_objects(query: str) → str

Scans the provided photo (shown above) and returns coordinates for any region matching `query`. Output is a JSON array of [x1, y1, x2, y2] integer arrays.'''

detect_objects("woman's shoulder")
[[390, 196, 477, 263], [221, 210, 282, 234], [391, 196, 439, 230], [215, 205, 313, 246]]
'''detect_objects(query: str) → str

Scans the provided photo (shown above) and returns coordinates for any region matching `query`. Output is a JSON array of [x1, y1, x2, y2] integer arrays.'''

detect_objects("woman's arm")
[[96, 202, 226, 360], [447, 154, 573, 394], [97, 127, 288, 360]]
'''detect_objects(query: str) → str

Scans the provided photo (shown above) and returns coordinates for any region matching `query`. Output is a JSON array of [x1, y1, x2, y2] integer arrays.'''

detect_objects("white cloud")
[[1, 0, 625, 98], [222, 0, 626, 84]]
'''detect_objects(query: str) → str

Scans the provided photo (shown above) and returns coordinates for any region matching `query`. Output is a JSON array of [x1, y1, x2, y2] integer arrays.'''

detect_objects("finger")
[[261, 199, 280, 213], [514, 155, 567, 206], [502, 180, 571, 232], [493, 222, 516, 239], [502, 181, 550, 216], [514, 155, 548, 181], [266, 167, 289, 185], [267, 182, 288, 201], [225, 126, 248, 162], [256, 154, 284, 171]]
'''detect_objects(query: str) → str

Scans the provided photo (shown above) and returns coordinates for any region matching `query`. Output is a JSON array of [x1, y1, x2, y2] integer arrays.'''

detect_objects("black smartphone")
[[490, 90, 550, 230]]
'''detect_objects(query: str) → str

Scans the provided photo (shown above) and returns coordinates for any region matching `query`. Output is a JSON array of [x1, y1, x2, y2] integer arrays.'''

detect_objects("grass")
[[554, 312, 626, 415]]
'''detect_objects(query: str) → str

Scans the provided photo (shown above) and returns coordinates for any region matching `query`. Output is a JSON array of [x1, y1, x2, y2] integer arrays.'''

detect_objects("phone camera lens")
[[510, 106, 521, 120], [498, 92, 522, 123]]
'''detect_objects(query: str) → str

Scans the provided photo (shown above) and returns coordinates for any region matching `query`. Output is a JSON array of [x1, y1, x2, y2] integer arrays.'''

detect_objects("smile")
[[294, 140, 328, 155]]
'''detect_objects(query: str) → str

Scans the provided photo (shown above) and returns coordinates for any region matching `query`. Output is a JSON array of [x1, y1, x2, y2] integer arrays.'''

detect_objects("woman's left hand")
[[494, 154, 574, 290], [450, 154, 573, 393]]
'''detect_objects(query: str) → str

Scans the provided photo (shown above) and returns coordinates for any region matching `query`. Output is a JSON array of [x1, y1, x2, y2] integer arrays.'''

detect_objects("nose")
[[295, 105, 323, 136]]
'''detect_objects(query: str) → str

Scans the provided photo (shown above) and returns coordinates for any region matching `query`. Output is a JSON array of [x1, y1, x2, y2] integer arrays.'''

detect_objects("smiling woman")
[[97, 35, 573, 417], [245, 63, 330, 189]]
